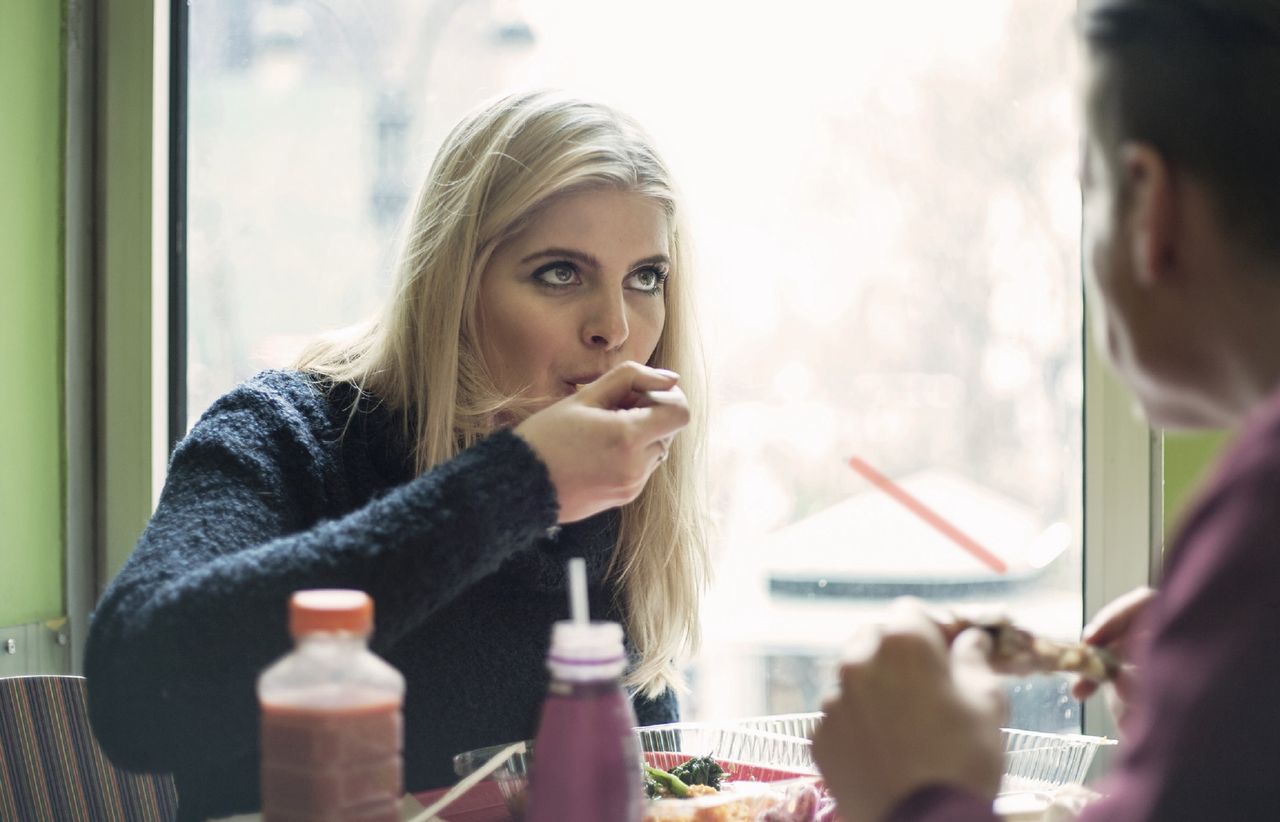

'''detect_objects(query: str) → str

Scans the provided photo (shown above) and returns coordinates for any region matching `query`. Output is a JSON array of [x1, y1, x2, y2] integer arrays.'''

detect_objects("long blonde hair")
[[298, 90, 708, 697]]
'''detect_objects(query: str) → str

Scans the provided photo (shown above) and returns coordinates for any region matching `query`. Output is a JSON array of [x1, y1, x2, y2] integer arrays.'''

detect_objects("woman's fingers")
[[578, 362, 679, 408], [588, 366, 689, 456], [648, 435, 675, 466], [626, 387, 690, 446], [513, 362, 690, 523]]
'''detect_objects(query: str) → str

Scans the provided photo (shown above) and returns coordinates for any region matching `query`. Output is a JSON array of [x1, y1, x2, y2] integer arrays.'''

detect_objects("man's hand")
[[811, 599, 1006, 822], [1072, 586, 1156, 728]]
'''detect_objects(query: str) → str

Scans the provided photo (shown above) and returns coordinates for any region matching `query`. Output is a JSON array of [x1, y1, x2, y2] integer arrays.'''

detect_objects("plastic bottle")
[[524, 619, 643, 822], [258, 589, 405, 822]]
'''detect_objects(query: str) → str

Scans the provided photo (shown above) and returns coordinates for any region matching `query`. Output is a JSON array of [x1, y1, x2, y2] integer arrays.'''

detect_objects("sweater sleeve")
[[85, 375, 559, 774], [1075, 451, 1280, 821]]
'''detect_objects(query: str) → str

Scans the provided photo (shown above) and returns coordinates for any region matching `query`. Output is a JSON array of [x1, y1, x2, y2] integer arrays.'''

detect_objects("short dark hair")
[[1083, 0, 1280, 257]]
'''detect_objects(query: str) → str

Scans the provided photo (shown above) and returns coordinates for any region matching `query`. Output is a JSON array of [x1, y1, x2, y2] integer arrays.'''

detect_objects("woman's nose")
[[582, 290, 630, 350]]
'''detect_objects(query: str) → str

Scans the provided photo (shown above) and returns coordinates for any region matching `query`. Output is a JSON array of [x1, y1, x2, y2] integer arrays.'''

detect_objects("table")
[[412, 782, 511, 822], [213, 785, 511, 822]]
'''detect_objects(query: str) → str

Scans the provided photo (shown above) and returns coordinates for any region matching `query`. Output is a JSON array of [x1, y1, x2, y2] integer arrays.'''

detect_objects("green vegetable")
[[643, 769, 663, 799], [669, 755, 726, 789], [643, 764, 691, 798]]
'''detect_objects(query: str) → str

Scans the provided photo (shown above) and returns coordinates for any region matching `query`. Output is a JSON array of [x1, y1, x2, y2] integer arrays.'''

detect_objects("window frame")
[[84, 0, 173, 627], [1081, 317, 1160, 742]]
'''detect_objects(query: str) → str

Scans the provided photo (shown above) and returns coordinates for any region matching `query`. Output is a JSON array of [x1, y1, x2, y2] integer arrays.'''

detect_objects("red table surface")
[[414, 781, 513, 822], [414, 759, 821, 822]]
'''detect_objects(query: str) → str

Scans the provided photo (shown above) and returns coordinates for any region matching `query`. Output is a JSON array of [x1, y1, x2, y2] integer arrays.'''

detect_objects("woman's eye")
[[628, 267, 668, 294], [533, 264, 580, 287]]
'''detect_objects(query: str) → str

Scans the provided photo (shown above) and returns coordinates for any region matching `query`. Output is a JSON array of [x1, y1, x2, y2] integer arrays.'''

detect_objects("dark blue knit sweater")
[[84, 370, 676, 821]]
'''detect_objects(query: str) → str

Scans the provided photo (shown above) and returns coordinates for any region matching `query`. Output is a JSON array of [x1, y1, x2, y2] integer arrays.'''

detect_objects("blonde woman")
[[85, 90, 709, 822]]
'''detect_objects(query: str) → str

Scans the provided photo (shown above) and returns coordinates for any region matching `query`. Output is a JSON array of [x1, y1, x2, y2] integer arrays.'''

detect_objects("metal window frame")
[[168, 0, 188, 452], [1081, 311, 1160, 744], [76, 0, 172, 636], [64, 0, 97, 674]]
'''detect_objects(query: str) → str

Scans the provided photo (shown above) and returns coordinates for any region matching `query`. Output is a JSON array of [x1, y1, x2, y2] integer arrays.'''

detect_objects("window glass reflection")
[[187, 0, 1083, 732]]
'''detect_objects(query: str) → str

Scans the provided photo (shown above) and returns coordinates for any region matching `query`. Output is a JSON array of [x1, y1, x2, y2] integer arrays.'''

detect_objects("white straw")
[[407, 741, 526, 822], [569, 557, 588, 625]]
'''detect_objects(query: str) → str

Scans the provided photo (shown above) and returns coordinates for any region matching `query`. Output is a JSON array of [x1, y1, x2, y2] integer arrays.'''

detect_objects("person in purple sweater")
[[811, 1, 1280, 820]]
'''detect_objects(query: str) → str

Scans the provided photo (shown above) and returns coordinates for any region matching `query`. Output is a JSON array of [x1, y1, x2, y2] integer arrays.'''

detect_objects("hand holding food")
[[1071, 586, 1155, 727], [514, 362, 689, 523], [944, 615, 1121, 682], [811, 599, 1005, 822]]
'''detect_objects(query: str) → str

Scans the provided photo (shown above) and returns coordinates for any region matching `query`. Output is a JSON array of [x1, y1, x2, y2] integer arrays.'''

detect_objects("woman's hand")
[[811, 599, 1006, 822], [513, 361, 689, 524], [1072, 585, 1155, 728]]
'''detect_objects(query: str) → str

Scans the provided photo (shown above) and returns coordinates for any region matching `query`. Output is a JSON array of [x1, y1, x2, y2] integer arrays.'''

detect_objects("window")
[[184, 0, 1087, 731]]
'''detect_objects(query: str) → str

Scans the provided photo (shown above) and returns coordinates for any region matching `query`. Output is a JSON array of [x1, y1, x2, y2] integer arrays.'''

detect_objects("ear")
[[1120, 143, 1178, 288]]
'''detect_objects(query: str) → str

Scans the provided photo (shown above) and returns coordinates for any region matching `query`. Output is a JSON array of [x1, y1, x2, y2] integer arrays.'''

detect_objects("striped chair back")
[[0, 675, 178, 821]]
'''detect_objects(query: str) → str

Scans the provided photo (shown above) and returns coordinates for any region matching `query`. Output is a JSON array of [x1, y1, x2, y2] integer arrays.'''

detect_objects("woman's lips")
[[565, 374, 603, 392]]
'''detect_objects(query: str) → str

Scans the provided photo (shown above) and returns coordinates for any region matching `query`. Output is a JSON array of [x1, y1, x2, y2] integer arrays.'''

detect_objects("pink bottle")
[[258, 590, 405, 822], [524, 620, 643, 822]]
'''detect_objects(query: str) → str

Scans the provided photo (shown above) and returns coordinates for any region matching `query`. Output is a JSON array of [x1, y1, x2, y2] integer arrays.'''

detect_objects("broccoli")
[[643, 764, 691, 798], [669, 755, 726, 789]]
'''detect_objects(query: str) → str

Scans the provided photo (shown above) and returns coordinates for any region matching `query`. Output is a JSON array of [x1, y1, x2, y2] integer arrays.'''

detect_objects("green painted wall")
[[1164, 431, 1230, 537], [0, 0, 66, 625], [100, 0, 156, 580]]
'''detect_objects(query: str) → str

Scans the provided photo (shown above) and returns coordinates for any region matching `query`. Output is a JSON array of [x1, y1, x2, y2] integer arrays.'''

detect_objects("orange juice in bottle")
[[259, 590, 405, 822]]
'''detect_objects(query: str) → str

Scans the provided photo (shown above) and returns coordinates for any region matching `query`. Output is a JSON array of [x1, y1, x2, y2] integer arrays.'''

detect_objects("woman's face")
[[476, 188, 670, 411]]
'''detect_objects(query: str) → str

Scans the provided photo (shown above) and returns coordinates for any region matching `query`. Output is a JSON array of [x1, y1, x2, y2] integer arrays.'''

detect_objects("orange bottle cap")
[[289, 589, 374, 638]]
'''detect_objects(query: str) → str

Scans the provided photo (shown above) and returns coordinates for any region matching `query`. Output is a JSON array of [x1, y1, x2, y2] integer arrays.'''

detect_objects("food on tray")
[[452, 725, 826, 821], [642, 782, 832, 822], [641, 756, 831, 822], [645, 755, 728, 798], [670, 755, 728, 789], [645, 764, 694, 798], [949, 616, 1119, 681]]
